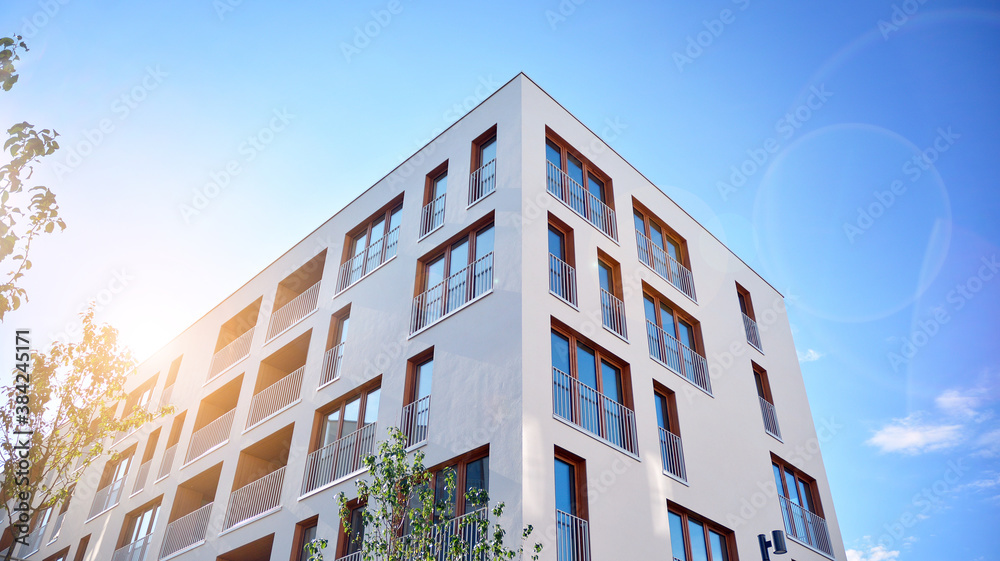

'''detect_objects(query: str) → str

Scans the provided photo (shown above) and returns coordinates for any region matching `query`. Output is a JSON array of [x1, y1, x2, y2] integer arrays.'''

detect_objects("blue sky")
[[2, 1, 998, 560]]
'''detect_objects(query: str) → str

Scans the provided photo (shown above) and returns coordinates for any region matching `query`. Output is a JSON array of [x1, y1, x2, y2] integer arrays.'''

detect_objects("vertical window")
[[339, 503, 366, 557], [634, 209, 687, 269], [319, 384, 381, 450], [668, 506, 733, 561], [322, 308, 350, 386], [477, 134, 496, 169], [642, 290, 708, 393], [470, 127, 497, 205], [72, 535, 90, 561], [737, 283, 763, 352], [415, 222, 495, 329], [554, 449, 589, 561], [421, 162, 448, 237], [294, 518, 319, 561], [654, 386, 686, 481], [548, 216, 577, 306], [340, 201, 403, 288], [598, 254, 627, 339], [772, 458, 823, 517], [545, 136, 612, 208], [121, 503, 159, 546], [402, 353, 434, 447], [428, 450, 489, 520]]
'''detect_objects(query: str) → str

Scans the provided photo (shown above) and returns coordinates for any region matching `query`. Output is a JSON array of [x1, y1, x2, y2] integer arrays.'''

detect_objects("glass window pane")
[[369, 216, 386, 245], [416, 359, 433, 400], [654, 394, 669, 431], [351, 231, 368, 257], [475, 225, 495, 260], [688, 519, 709, 561], [554, 459, 576, 515], [587, 173, 605, 203], [342, 397, 360, 436], [567, 155, 584, 186], [598, 262, 612, 294], [678, 320, 695, 349], [576, 344, 598, 389], [363, 388, 380, 426], [434, 466, 458, 519], [797, 479, 815, 512], [300, 526, 318, 561], [737, 292, 749, 316], [346, 507, 365, 554], [650, 223, 665, 250], [644, 296, 657, 325], [388, 207, 402, 232], [323, 410, 341, 445], [669, 512, 688, 561], [432, 172, 448, 200], [665, 237, 682, 262], [660, 305, 677, 338], [425, 255, 446, 289], [633, 211, 646, 235], [709, 531, 729, 561], [551, 332, 571, 374], [548, 227, 565, 260], [451, 239, 470, 273], [546, 141, 562, 168], [464, 456, 489, 509], [601, 361, 622, 403], [479, 136, 496, 165], [773, 463, 786, 496], [784, 469, 801, 505], [337, 316, 350, 345]]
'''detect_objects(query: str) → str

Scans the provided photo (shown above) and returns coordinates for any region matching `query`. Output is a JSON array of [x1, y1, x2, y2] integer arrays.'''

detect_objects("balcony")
[[599, 289, 628, 340], [245, 366, 304, 430], [760, 397, 782, 440], [159, 503, 212, 559], [658, 427, 688, 483], [335, 553, 363, 561], [319, 342, 345, 388], [420, 193, 446, 238], [131, 459, 152, 495], [336, 226, 401, 293], [14, 521, 46, 558], [552, 368, 638, 456], [645, 320, 712, 395], [223, 467, 286, 530], [265, 281, 321, 342], [546, 161, 617, 242], [300, 422, 378, 496], [111, 534, 152, 561], [207, 327, 255, 383], [184, 409, 236, 464], [425, 507, 489, 559], [88, 478, 124, 519], [635, 230, 696, 302], [409, 252, 494, 335], [400, 395, 431, 448], [549, 254, 578, 307], [556, 510, 591, 561], [469, 158, 496, 207], [778, 496, 834, 558], [743, 312, 763, 352], [157, 444, 177, 481]]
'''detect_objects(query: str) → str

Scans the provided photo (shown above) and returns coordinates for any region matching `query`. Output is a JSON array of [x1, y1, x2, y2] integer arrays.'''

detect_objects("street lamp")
[[758, 530, 788, 561]]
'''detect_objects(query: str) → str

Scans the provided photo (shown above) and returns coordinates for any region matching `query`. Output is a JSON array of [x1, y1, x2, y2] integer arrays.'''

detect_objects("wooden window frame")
[[311, 378, 382, 452], [667, 502, 738, 561], [290, 515, 319, 561], [424, 161, 449, 206], [72, 535, 91, 561], [554, 447, 589, 521], [140, 428, 161, 464], [326, 305, 351, 351], [545, 129, 614, 210], [414, 213, 495, 296], [735, 283, 756, 321], [115, 497, 161, 549], [337, 498, 366, 558], [596, 250, 624, 299], [426, 445, 490, 517], [632, 201, 690, 269], [642, 286, 704, 355], [340, 195, 404, 266], [550, 321, 634, 411], [42, 546, 70, 561], [403, 348, 435, 407], [471, 126, 498, 171], [752, 362, 774, 404], [98, 445, 136, 489], [772, 455, 825, 518], [164, 356, 182, 388], [547, 213, 576, 267], [652, 382, 681, 436]]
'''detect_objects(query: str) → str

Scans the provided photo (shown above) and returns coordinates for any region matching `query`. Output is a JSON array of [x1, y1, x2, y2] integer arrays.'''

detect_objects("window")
[[469, 127, 497, 205], [402, 352, 434, 447], [118, 502, 159, 550], [551, 326, 637, 454], [320, 385, 381, 446], [633, 204, 696, 300], [737, 283, 763, 352], [412, 221, 495, 332], [654, 385, 687, 481], [754, 363, 781, 440], [544, 133, 616, 240], [293, 517, 319, 561], [643, 289, 710, 393], [421, 162, 448, 237], [72, 535, 90, 561], [772, 455, 832, 555], [93, 448, 134, 515], [597, 253, 627, 339], [554, 449, 590, 561], [338, 502, 366, 557], [338, 200, 403, 291], [668, 505, 733, 561], [321, 308, 350, 386], [547, 215, 577, 306], [160, 355, 182, 407], [428, 449, 490, 520]]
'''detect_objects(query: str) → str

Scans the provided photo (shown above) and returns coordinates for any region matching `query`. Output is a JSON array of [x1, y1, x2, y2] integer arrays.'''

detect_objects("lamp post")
[[758, 530, 788, 561]]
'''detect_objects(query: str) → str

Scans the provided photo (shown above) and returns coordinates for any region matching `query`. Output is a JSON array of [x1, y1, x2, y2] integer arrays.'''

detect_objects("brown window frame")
[[311, 378, 382, 452], [425, 446, 490, 519], [554, 447, 589, 521], [772, 455, 825, 518], [545, 130, 614, 210], [752, 362, 774, 404], [642, 287, 704, 355], [290, 515, 319, 561], [72, 535, 91, 561], [653, 382, 681, 436], [42, 546, 70, 561], [596, 250, 624, 299], [547, 213, 576, 268], [404, 348, 435, 406], [115, 497, 162, 550], [424, 161, 449, 206], [340, 196, 404, 267], [736, 283, 756, 321], [98, 445, 136, 490], [326, 305, 351, 351], [550, 322, 634, 411], [633, 202, 690, 269], [414, 214, 495, 296], [667, 502, 737, 561], [337, 498, 367, 558], [471, 126, 498, 171]]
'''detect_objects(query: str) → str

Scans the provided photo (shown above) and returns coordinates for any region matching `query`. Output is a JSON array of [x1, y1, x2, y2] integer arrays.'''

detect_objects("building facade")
[[5, 74, 846, 561]]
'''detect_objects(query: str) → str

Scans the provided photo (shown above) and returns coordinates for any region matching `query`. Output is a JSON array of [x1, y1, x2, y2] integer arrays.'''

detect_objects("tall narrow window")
[[544, 133, 616, 240], [548, 216, 577, 306], [402, 353, 434, 447], [421, 163, 448, 237], [338, 502, 366, 557], [654, 387, 686, 482], [117, 502, 159, 554], [303, 383, 381, 493], [754, 363, 781, 439], [668, 506, 733, 561], [554, 450, 589, 561], [772, 456, 832, 555], [338, 201, 403, 292], [469, 128, 497, 205], [737, 283, 763, 352], [321, 308, 350, 387], [643, 290, 710, 393], [633, 205, 696, 300], [294, 517, 319, 561], [597, 255, 627, 339]]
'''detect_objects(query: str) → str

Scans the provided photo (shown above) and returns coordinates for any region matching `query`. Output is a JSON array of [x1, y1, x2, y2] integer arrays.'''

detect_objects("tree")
[[0, 34, 66, 321], [303, 428, 541, 561], [0, 306, 171, 561]]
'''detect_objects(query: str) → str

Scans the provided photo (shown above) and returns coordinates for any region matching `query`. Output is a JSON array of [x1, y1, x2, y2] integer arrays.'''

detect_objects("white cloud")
[[797, 348, 823, 363], [867, 414, 964, 454], [847, 545, 900, 561], [973, 428, 1000, 458], [935, 389, 981, 419]]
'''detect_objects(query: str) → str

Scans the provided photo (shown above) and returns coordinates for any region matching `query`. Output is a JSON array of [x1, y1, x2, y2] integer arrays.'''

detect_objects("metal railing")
[[420, 193, 447, 237], [301, 422, 378, 495], [546, 161, 617, 241], [159, 503, 213, 559], [556, 510, 591, 561], [245, 366, 304, 429], [635, 230, 696, 301], [111, 534, 152, 561], [400, 395, 431, 448], [132, 460, 152, 495], [759, 396, 782, 440], [15, 520, 46, 558], [426, 507, 489, 560], [778, 496, 834, 557], [223, 466, 286, 530], [184, 409, 235, 463], [549, 254, 577, 306], [552, 368, 638, 455], [334, 553, 363, 561], [658, 427, 687, 482], [469, 158, 496, 206], [88, 478, 125, 519], [645, 320, 712, 395], [320, 343, 345, 387], [337, 226, 400, 293], [157, 444, 177, 480], [266, 281, 321, 341], [743, 312, 763, 352], [207, 327, 255, 383], [600, 289, 628, 339], [410, 252, 493, 334]]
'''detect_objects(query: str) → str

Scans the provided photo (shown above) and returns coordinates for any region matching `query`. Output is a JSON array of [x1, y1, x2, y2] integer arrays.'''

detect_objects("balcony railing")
[[778, 496, 834, 557], [546, 161, 617, 241], [47, 511, 65, 544], [159, 503, 213, 559], [645, 320, 712, 395], [207, 327, 255, 383], [600, 289, 628, 340], [266, 281, 321, 341], [15, 520, 46, 558], [185, 409, 236, 464], [469, 158, 496, 206], [760, 396, 782, 440], [157, 444, 177, 480], [132, 459, 152, 495], [223, 466, 286, 530], [658, 427, 687, 483], [420, 193, 446, 237], [111, 534, 152, 561], [552, 368, 638, 456], [549, 254, 578, 307], [337, 226, 400, 293], [245, 366, 304, 429], [400, 395, 431, 448], [334, 553, 363, 561], [88, 478, 125, 519], [635, 230, 696, 302], [743, 312, 763, 352], [301, 422, 378, 495], [410, 252, 493, 334], [320, 343, 345, 388], [426, 507, 489, 559], [556, 510, 591, 561]]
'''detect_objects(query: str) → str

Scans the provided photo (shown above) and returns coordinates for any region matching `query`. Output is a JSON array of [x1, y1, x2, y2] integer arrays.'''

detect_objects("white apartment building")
[[3, 74, 845, 561]]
